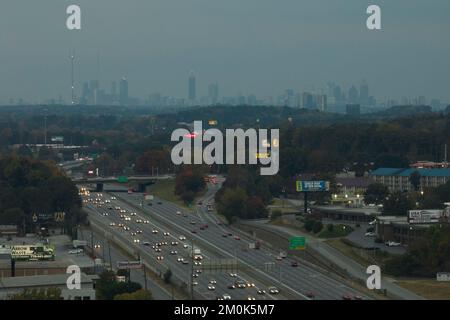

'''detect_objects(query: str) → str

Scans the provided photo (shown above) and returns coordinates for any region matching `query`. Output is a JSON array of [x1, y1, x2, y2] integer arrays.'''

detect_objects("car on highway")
[[183, 213, 188, 217], [190, 221, 196, 225], [111, 196, 116, 200], [123, 226, 130, 231], [229, 273, 238, 277], [247, 296, 256, 300], [305, 291, 315, 299], [246, 282, 255, 287], [342, 294, 353, 300], [136, 230, 143, 234], [133, 239, 140, 244], [143, 220, 150, 224], [136, 219, 143, 223], [143, 242, 151, 246], [291, 261, 299, 267], [182, 260, 189, 265], [207, 284, 215, 290], [109, 222, 116, 226], [170, 250, 177, 255], [209, 279, 217, 284], [157, 256, 164, 260], [155, 248, 162, 252], [152, 229, 158, 234], [235, 281, 246, 289], [191, 230, 197, 234], [157, 201, 162, 205], [222, 234, 228, 237], [163, 232, 170, 236], [268, 287, 279, 294], [276, 256, 283, 261], [222, 294, 231, 300], [385, 241, 401, 247], [365, 232, 376, 237], [171, 241, 179, 246], [179, 235, 186, 241], [234, 236, 241, 240], [131, 232, 137, 236], [68, 248, 83, 254], [176, 211, 181, 215], [183, 244, 189, 248], [102, 212, 109, 216], [192, 273, 199, 278], [194, 261, 202, 266], [193, 281, 198, 286], [257, 289, 266, 295]]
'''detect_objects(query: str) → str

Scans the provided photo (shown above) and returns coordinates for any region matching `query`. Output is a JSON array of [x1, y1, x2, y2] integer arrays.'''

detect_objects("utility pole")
[[190, 242, 195, 300]]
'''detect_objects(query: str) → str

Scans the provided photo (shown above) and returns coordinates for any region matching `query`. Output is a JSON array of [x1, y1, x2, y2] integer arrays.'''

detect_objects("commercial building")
[[370, 167, 450, 192], [0, 273, 98, 300]]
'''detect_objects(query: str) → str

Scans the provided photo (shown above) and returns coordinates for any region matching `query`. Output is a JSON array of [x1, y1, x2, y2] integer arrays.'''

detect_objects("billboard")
[[9, 244, 55, 261], [408, 210, 443, 224], [296, 180, 330, 192]]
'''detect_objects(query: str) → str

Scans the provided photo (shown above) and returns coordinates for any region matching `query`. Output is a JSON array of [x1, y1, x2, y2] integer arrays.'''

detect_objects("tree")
[[312, 220, 323, 234], [364, 183, 389, 205], [409, 171, 421, 192], [216, 187, 248, 224], [114, 289, 153, 300], [382, 192, 415, 216]]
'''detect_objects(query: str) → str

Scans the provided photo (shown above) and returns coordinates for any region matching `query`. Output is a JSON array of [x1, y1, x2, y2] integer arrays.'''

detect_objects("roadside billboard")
[[408, 210, 443, 224], [296, 180, 330, 192], [9, 244, 55, 261]]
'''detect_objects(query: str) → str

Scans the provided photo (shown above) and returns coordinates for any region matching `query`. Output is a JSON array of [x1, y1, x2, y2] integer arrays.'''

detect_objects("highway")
[[77, 226, 174, 300], [83, 195, 282, 301], [81, 179, 372, 300]]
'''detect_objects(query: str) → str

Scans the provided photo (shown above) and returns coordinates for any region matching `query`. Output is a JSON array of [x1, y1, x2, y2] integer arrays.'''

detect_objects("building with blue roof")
[[370, 167, 450, 192]]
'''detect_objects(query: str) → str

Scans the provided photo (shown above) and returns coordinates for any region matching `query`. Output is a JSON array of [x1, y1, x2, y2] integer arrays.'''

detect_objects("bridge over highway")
[[72, 174, 174, 192]]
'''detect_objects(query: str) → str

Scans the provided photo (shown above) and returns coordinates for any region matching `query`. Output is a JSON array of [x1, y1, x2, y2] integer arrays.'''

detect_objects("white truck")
[[193, 248, 203, 261]]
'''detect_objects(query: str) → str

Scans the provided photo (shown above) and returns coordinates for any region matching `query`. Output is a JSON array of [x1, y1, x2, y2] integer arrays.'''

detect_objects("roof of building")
[[336, 177, 374, 188], [371, 167, 450, 177], [0, 273, 99, 289]]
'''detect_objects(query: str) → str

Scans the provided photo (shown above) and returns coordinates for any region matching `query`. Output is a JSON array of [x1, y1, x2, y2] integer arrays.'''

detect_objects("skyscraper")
[[119, 77, 129, 106], [348, 85, 359, 104], [359, 80, 369, 105], [188, 71, 196, 101], [208, 83, 219, 104]]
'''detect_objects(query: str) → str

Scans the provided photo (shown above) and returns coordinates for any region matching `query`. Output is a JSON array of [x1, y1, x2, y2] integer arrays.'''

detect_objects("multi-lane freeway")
[[81, 181, 371, 300]]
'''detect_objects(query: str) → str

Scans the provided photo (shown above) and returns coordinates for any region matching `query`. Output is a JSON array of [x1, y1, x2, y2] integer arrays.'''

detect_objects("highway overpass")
[[72, 175, 174, 192]]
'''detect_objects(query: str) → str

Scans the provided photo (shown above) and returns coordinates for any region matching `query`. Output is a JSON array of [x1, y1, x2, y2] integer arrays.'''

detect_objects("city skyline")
[[1, 1, 450, 104]]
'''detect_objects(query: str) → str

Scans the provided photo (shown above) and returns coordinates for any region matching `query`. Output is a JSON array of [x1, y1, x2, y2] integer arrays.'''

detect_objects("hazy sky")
[[0, 0, 449, 103]]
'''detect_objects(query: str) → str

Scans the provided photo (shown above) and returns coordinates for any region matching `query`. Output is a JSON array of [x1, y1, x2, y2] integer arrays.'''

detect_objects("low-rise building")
[[0, 273, 98, 300], [370, 167, 450, 192], [375, 216, 431, 245]]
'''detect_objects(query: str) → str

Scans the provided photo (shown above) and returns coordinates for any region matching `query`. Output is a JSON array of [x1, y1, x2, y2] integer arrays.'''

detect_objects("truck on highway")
[[193, 248, 203, 261], [249, 241, 261, 250]]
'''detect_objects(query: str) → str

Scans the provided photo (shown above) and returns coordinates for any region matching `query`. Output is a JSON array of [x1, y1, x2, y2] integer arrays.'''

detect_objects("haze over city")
[[1, 0, 450, 104]]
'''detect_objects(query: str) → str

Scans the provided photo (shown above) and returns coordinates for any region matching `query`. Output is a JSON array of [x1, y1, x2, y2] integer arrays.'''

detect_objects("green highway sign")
[[289, 236, 306, 250], [117, 176, 128, 183]]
